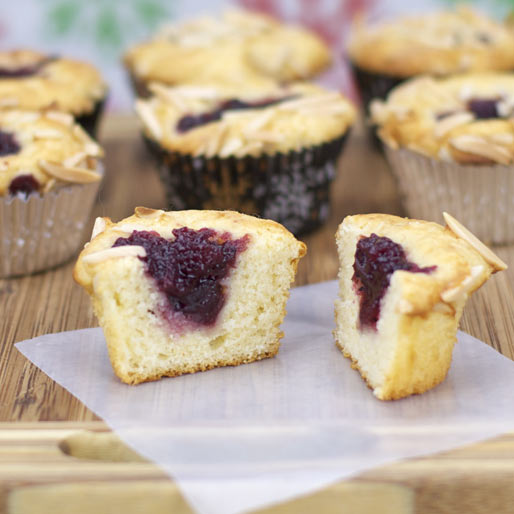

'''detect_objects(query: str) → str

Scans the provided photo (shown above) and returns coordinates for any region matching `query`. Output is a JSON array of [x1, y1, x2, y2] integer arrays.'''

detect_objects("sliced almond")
[[219, 137, 243, 158], [82, 245, 146, 265], [39, 160, 101, 184], [43, 179, 56, 193], [250, 131, 284, 143], [135, 100, 162, 141], [443, 212, 508, 272], [90, 217, 107, 240], [32, 129, 64, 140], [489, 133, 514, 145], [0, 97, 19, 107], [64, 152, 88, 168], [135, 206, 164, 219], [44, 111, 74, 126], [432, 302, 454, 315], [434, 112, 474, 138], [441, 265, 485, 303], [449, 135, 512, 165]]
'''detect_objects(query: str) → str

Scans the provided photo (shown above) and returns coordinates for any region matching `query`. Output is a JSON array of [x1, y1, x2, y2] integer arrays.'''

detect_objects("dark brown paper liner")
[[128, 72, 152, 98], [75, 97, 107, 139], [145, 134, 349, 236], [349, 62, 406, 149], [349, 62, 405, 114]]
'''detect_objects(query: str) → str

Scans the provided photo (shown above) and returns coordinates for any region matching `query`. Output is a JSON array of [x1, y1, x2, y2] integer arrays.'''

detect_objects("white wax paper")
[[16, 281, 514, 514]]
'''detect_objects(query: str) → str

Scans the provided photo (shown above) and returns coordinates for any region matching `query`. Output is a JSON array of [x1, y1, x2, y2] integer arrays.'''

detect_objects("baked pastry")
[[334, 212, 507, 400], [124, 9, 331, 95], [348, 7, 514, 111], [0, 109, 104, 277], [136, 81, 355, 235], [370, 73, 514, 243], [0, 49, 107, 136], [73, 207, 306, 384]]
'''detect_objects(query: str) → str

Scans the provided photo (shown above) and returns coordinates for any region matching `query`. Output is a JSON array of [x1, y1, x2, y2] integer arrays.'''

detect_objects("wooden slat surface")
[[0, 115, 514, 513]]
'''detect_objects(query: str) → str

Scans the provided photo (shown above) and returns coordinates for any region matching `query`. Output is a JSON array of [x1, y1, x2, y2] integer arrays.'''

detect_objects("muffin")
[[348, 7, 514, 113], [334, 212, 506, 400], [0, 49, 107, 137], [0, 109, 104, 277], [371, 72, 514, 244], [136, 82, 355, 235], [124, 9, 331, 96], [73, 207, 306, 384]]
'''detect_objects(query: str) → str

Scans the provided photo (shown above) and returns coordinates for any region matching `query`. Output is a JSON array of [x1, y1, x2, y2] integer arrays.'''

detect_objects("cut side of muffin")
[[74, 208, 306, 384], [334, 212, 506, 400]]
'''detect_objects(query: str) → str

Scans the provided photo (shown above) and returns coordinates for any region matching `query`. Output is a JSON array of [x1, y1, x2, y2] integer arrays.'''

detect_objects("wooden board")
[[0, 115, 514, 513], [2, 422, 514, 514]]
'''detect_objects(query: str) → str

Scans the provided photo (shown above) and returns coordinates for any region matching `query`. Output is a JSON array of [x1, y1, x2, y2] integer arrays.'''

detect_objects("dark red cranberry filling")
[[0, 130, 20, 156], [467, 98, 499, 119], [113, 228, 249, 326], [176, 96, 294, 133], [352, 234, 436, 331], [8, 174, 40, 197]]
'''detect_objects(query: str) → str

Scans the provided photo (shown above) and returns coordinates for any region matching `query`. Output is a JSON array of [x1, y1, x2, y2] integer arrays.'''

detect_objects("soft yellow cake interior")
[[334, 213, 506, 400], [74, 208, 306, 384]]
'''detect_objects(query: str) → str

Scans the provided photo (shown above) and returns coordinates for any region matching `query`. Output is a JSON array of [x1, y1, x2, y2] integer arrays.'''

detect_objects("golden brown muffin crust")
[[0, 49, 107, 115], [371, 73, 514, 164], [348, 7, 514, 77], [124, 9, 331, 86], [135, 82, 355, 157], [0, 109, 103, 195]]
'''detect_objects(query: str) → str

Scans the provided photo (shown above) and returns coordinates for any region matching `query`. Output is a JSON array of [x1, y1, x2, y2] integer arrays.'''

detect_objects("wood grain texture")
[[3, 423, 514, 514], [0, 115, 514, 513]]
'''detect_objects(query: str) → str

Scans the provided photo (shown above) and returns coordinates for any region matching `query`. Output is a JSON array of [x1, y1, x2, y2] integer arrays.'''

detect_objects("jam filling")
[[0, 56, 54, 78], [466, 98, 499, 119], [8, 174, 40, 197], [113, 228, 249, 327], [352, 234, 436, 331], [0, 130, 20, 156], [176, 96, 293, 133]]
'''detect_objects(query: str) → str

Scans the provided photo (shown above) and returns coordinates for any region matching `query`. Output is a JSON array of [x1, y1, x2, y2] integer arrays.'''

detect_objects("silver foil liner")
[[0, 178, 101, 278], [385, 146, 514, 245]]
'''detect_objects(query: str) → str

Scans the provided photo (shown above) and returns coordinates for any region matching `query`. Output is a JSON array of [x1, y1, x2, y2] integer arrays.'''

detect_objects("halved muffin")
[[74, 207, 306, 384], [334, 212, 506, 400]]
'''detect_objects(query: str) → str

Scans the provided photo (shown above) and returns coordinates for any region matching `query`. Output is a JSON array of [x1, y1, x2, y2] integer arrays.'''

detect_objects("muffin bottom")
[[75, 98, 106, 139], [0, 180, 101, 278], [385, 146, 514, 245], [145, 134, 348, 236]]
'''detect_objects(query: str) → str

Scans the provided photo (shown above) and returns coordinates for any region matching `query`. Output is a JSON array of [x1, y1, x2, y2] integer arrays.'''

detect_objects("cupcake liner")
[[0, 173, 102, 278], [75, 97, 107, 139], [349, 62, 405, 113], [128, 72, 151, 98], [145, 134, 349, 236], [384, 146, 514, 245], [349, 63, 405, 149]]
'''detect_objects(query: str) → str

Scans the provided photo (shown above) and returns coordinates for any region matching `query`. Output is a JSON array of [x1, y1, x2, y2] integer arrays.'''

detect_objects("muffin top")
[[0, 50, 107, 115], [0, 109, 104, 197], [124, 9, 331, 87], [136, 82, 355, 158], [370, 73, 514, 164], [348, 7, 514, 77]]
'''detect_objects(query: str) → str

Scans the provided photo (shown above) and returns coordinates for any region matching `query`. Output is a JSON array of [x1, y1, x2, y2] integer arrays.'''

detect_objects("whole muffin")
[[371, 72, 514, 244], [348, 7, 514, 112], [0, 49, 107, 137], [136, 81, 355, 235], [0, 109, 104, 277], [124, 9, 331, 96]]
